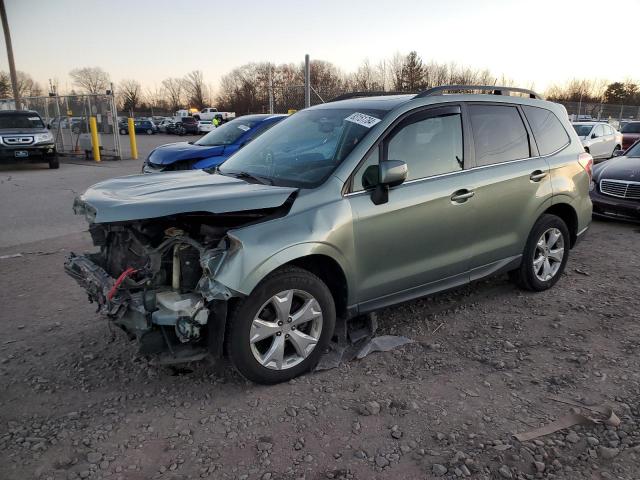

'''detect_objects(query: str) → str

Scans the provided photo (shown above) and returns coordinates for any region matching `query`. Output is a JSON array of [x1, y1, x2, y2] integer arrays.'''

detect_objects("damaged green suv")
[[66, 86, 592, 384]]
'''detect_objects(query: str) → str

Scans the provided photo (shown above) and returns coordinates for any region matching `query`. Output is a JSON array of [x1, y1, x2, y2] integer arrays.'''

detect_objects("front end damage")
[[64, 206, 278, 364]]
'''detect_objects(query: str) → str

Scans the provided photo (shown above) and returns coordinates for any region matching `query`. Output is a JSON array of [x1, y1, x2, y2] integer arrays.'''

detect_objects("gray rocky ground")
[[1, 218, 639, 479]]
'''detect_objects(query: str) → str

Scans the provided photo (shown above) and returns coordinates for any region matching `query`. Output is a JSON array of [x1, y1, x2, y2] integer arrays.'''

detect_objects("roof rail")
[[329, 91, 413, 102], [415, 85, 543, 100]]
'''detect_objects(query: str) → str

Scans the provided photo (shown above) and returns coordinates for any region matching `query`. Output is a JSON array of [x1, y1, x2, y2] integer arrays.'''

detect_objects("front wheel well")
[[544, 204, 578, 247], [286, 255, 348, 319]]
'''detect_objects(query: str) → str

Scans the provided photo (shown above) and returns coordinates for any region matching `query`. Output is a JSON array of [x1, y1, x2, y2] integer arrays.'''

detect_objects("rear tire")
[[226, 266, 336, 384], [146, 129, 153, 135], [48, 156, 59, 169], [613, 145, 621, 156], [509, 214, 570, 291], [119, 128, 127, 135]]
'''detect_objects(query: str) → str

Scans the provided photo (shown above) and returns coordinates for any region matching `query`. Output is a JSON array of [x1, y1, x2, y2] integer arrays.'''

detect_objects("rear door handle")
[[451, 189, 475, 203], [529, 170, 548, 182]]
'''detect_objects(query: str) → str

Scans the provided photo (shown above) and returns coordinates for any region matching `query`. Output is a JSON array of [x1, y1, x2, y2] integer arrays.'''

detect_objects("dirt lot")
[[0, 218, 639, 480]]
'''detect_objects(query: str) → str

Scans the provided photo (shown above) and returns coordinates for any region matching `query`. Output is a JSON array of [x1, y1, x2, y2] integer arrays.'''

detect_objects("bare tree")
[[0, 71, 10, 98], [389, 52, 406, 91], [162, 77, 184, 112], [119, 79, 142, 115], [183, 70, 206, 109], [69, 67, 110, 94]]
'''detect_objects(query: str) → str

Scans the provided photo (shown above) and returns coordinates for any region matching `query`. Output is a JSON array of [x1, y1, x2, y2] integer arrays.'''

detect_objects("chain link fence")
[[0, 94, 122, 159], [556, 100, 640, 126]]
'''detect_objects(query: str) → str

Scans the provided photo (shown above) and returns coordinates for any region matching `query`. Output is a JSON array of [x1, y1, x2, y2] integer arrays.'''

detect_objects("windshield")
[[625, 141, 640, 157], [219, 108, 387, 188], [0, 113, 45, 129], [621, 122, 640, 134], [196, 117, 262, 146], [573, 124, 593, 136]]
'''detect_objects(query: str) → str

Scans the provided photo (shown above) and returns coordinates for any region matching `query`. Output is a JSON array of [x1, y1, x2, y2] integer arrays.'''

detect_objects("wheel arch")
[[543, 203, 578, 247], [229, 244, 353, 320]]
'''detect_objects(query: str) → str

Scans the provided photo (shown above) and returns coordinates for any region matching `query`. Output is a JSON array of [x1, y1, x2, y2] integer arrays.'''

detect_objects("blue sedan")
[[143, 114, 287, 172]]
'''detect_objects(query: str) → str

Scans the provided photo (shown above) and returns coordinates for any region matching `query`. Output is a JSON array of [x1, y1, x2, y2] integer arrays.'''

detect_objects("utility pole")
[[0, 0, 20, 108], [304, 54, 310, 109]]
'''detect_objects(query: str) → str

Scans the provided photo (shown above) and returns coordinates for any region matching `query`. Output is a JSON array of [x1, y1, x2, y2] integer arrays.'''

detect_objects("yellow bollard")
[[89, 116, 101, 162], [127, 117, 138, 160]]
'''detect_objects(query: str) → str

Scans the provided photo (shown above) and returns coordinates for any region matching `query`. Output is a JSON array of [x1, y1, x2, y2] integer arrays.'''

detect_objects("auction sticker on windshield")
[[345, 112, 381, 128]]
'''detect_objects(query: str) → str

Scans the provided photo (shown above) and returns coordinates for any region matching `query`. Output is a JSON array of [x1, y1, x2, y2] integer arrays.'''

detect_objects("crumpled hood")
[[148, 142, 225, 165], [594, 156, 640, 182], [75, 170, 297, 223]]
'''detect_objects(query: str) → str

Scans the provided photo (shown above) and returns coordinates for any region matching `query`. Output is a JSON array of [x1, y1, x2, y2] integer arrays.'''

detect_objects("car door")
[[464, 103, 553, 276], [591, 124, 606, 158], [602, 124, 615, 156], [347, 105, 476, 308]]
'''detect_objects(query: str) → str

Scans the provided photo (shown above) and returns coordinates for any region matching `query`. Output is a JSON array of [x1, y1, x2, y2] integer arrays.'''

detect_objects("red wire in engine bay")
[[107, 267, 138, 301]]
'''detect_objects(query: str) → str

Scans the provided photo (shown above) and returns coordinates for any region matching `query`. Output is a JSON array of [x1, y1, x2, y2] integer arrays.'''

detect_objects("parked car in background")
[[0, 110, 58, 168], [572, 122, 622, 160], [197, 120, 215, 134], [67, 86, 592, 384], [177, 116, 199, 135], [193, 107, 236, 122], [621, 121, 640, 150], [590, 139, 640, 220], [144, 114, 286, 172], [119, 119, 157, 135], [157, 118, 174, 133]]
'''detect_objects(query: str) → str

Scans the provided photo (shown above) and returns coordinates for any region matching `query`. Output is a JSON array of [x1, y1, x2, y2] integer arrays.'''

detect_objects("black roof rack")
[[415, 85, 543, 100], [329, 91, 414, 102]]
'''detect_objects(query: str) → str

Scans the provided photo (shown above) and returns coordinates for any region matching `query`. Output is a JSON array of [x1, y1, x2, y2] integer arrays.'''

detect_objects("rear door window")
[[468, 105, 530, 166], [522, 106, 570, 156]]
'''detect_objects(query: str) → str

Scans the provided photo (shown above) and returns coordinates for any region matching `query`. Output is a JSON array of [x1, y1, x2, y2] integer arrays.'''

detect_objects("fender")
[[220, 240, 354, 299]]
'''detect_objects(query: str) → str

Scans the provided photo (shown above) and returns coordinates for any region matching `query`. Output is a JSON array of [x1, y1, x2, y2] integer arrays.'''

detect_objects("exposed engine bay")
[[64, 208, 279, 363]]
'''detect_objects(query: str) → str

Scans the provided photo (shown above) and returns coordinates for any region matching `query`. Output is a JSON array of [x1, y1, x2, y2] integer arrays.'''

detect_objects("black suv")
[[0, 110, 58, 168]]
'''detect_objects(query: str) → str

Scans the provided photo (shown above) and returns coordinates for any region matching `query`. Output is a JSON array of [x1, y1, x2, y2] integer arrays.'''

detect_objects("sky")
[[1, 0, 640, 95]]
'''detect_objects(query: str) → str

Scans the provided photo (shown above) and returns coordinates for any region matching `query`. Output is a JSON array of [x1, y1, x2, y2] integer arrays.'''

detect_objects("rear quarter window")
[[468, 104, 530, 166], [522, 106, 570, 156]]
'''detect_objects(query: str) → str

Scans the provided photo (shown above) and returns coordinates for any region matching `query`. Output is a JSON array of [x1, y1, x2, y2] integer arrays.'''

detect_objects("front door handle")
[[451, 189, 475, 203], [529, 170, 548, 182]]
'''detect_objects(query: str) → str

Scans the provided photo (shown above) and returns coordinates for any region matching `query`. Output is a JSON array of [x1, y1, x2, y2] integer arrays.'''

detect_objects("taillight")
[[578, 152, 593, 182]]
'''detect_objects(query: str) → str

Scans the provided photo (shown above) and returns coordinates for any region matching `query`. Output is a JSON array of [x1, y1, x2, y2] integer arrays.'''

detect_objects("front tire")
[[509, 214, 570, 291], [146, 129, 153, 135], [226, 266, 336, 384], [48, 156, 59, 169]]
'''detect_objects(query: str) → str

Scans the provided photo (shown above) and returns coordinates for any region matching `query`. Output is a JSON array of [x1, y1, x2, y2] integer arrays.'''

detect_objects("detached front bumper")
[[590, 189, 640, 221]]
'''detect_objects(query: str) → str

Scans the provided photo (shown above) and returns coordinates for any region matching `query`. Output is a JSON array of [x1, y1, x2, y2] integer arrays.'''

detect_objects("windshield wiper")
[[224, 170, 273, 185]]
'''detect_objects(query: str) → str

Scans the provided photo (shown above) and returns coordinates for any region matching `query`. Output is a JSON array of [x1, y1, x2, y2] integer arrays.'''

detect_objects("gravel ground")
[[1, 218, 639, 480]]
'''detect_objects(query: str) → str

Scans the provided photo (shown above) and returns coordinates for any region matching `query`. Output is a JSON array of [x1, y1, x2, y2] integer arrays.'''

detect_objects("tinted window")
[[353, 148, 380, 191], [523, 106, 570, 156], [573, 124, 593, 136], [469, 105, 529, 166], [0, 113, 45, 129], [621, 122, 640, 134], [386, 112, 463, 181]]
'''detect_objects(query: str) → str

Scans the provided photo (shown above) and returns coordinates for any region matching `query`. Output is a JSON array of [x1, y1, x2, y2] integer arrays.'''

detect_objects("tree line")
[[1, 51, 639, 115]]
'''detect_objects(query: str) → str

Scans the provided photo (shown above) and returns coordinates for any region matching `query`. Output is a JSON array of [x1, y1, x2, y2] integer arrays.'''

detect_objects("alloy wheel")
[[533, 227, 565, 282], [249, 289, 323, 370]]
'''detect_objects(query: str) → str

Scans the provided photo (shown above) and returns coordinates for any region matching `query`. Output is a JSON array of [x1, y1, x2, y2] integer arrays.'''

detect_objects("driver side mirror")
[[366, 160, 407, 205], [591, 132, 598, 139], [47, 123, 51, 130]]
